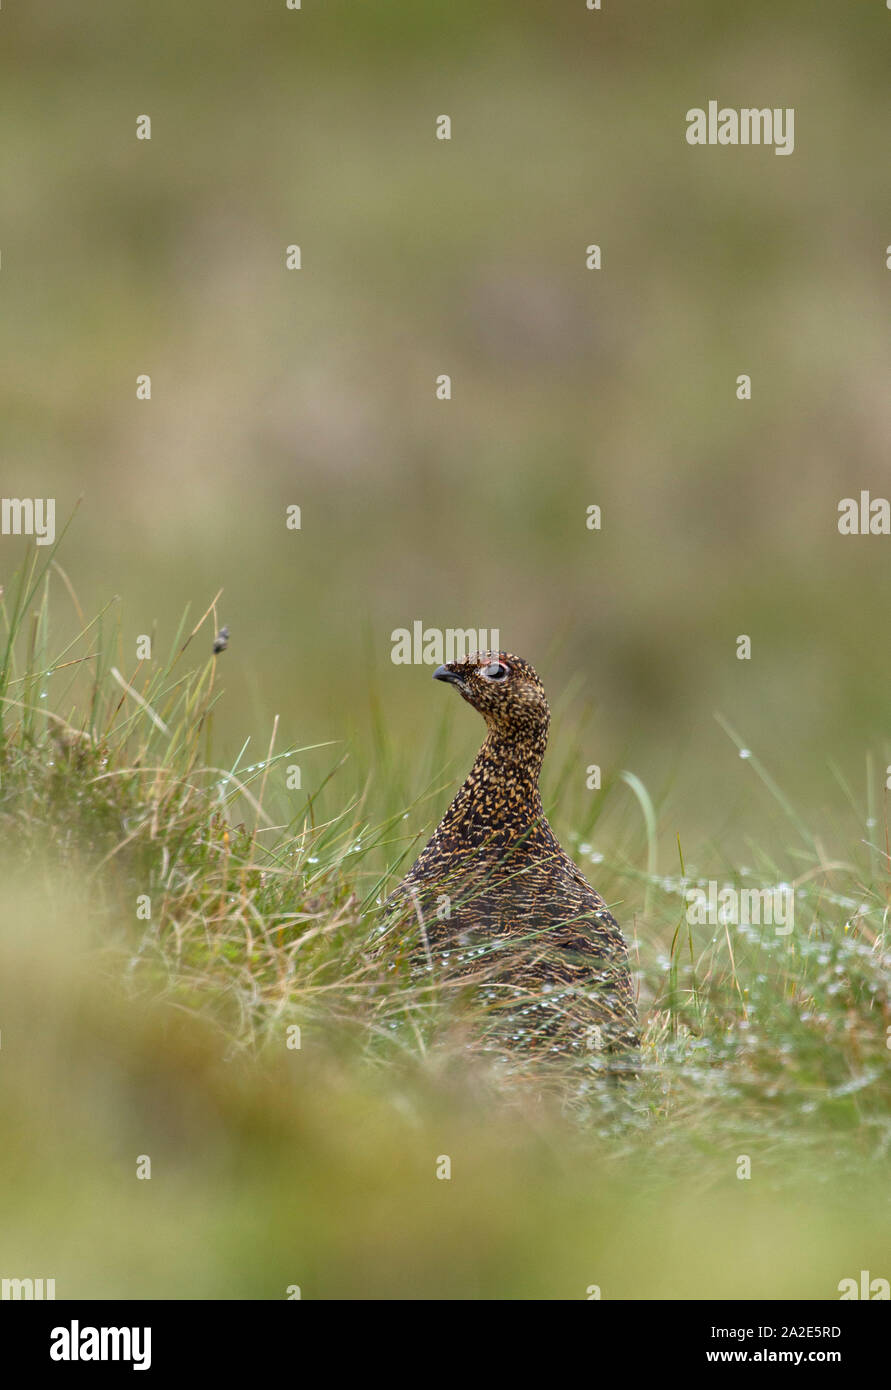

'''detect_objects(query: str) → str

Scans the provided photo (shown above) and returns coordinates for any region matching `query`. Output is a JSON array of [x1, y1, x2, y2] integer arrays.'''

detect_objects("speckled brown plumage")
[[383, 652, 639, 1063]]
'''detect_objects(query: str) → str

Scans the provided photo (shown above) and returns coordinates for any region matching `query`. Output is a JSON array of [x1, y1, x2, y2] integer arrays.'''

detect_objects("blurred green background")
[[1, 0, 890, 1301], [2, 0, 890, 844]]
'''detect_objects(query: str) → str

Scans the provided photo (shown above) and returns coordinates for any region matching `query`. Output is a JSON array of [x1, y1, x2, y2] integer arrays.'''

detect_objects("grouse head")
[[433, 652, 550, 742]]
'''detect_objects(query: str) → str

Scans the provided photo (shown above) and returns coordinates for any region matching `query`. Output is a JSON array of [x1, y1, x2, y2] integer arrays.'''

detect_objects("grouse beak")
[[433, 664, 463, 685]]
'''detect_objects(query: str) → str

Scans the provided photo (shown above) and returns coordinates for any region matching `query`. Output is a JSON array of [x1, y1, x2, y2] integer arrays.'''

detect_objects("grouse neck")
[[439, 729, 547, 829], [476, 726, 547, 781]]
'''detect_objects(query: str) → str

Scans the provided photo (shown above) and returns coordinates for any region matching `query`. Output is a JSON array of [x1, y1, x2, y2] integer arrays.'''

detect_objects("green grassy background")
[[0, 0, 889, 1299]]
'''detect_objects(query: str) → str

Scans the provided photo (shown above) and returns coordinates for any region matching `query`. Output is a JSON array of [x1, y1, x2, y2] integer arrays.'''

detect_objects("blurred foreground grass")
[[0, 551, 888, 1299]]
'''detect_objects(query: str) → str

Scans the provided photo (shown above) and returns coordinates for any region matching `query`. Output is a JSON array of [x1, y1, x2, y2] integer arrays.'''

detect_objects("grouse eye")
[[480, 662, 509, 681]]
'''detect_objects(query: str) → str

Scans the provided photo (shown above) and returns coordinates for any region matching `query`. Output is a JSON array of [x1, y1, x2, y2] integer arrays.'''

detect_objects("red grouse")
[[385, 652, 638, 1063]]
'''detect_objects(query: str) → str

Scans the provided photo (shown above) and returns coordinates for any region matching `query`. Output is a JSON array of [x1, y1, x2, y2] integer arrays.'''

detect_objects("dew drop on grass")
[[739, 748, 751, 759]]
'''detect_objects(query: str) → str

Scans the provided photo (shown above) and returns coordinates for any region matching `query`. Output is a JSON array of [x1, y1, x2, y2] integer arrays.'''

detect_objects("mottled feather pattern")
[[383, 653, 639, 1061]]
